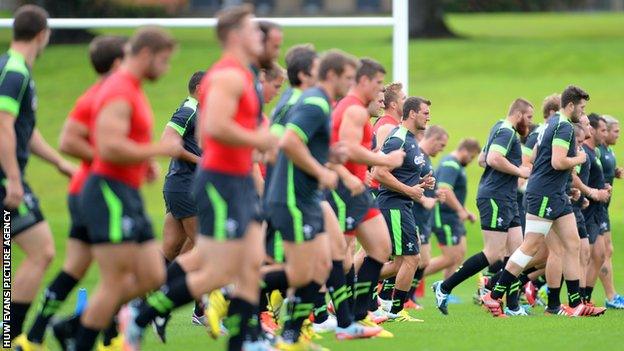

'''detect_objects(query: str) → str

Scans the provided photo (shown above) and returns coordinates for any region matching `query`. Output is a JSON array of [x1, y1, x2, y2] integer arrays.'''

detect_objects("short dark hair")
[[89, 36, 127, 75], [216, 4, 254, 44], [588, 113, 606, 129], [542, 93, 561, 119], [458, 138, 481, 153], [13, 5, 49, 42], [188, 71, 205, 95], [424, 125, 448, 140], [285, 44, 317, 86], [508, 98, 533, 116], [128, 26, 176, 55], [402, 96, 431, 120], [318, 50, 358, 81], [561, 85, 589, 108], [258, 20, 281, 44], [356, 58, 386, 83]]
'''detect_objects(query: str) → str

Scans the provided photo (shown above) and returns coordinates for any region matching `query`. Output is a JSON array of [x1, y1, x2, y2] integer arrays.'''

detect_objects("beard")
[[516, 117, 529, 137]]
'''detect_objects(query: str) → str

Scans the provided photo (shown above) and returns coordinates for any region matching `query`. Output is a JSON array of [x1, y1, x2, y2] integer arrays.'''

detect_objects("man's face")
[[241, 16, 264, 59], [360, 72, 385, 103], [262, 75, 284, 103], [395, 90, 407, 116], [145, 49, 173, 81], [461, 150, 479, 166], [593, 120, 608, 145], [575, 129, 585, 147], [431, 134, 448, 157], [367, 91, 385, 116], [259, 28, 283, 69], [413, 103, 430, 130], [607, 123, 620, 145], [571, 99, 587, 122], [335, 65, 356, 98], [579, 114, 591, 138], [516, 107, 533, 137], [305, 57, 320, 87]]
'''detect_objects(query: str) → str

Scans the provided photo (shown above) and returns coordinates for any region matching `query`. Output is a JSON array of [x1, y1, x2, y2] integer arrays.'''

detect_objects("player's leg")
[[544, 231, 564, 313], [585, 233, 606, 303], [552, 213, 584, 308], [599, 231, 621, 306], [503, 226, 523, 313], [133, 240, 167, 298], [161, 212, 187, 263]]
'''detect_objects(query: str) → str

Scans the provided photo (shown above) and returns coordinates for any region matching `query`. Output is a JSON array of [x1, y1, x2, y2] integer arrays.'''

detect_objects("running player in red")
[[122, 6, 276, 351], [325, 58, 405, 331], [71, 27, 179, 351], [14, 35, 126, 351]]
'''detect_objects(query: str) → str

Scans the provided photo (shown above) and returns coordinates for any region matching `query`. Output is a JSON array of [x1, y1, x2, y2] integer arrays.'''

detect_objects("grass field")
[[3, 12, 624, 350]]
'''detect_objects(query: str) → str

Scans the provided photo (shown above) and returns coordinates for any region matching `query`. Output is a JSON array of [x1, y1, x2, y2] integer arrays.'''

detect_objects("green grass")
[[4, 12, 624, 350]]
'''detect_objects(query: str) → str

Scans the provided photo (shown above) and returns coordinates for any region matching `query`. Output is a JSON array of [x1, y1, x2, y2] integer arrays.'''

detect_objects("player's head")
[[318, 50, 358, 99], [188, 71, 205, 98], [216, 5, 263, 60], [574, 123, 586, 147], [578, 113, 591, 139], [261, 62, 285, 103], [383, 82, 406, 117], [423, 125, 448, 157], [603, 115, 620, 146], [588, 113, 608, 145], [127, 26, 176, 81], [89, 36, 127, 76], [367, 89, 385, 117], [285, 44, 319, 89], [257, 20, 283, 69], [457, 138, 481, 166], [12, 5, 50, 56], [507, 98, 533, 137], [561, 85, 589, 122], [542, 93, 561, 120], [402, 96, 431, 131], [355, 58, 386, 103]]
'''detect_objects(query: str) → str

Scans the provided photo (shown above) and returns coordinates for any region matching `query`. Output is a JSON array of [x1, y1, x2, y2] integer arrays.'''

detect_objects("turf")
[[3, 12, 624, 350]]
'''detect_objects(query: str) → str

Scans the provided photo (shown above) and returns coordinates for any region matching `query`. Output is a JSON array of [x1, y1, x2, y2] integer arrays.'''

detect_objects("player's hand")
[[569, 188, 581, 202], [458, 208, 469, 222], [256, 128, 279, 153], [615, 167, 624, 179], [420, 171, 436, 190], [364, 170, 373, 187], [590, 188, 610, 202], [264, 146, 278, 165], [407, 183, 425, 201], [329, 141, 350, 164], [318, 167, 339, 190], [343, 172, 365, 196], [582, 197, 590, 209], [146, 160, 160, 183], [467, 211, 477, 223], [436, 189, 447, 203], [56, 158, 77, 178], [421, 196, 436, 210], [3, 177, 24, 209], [575, 149, 587, 165], [383, 149, 405, 169], [517, 166, 531, 179]]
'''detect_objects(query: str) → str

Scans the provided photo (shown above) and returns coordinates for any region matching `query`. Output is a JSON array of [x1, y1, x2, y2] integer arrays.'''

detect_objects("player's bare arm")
[[372, 165, 424, 200], [486, 149, 530, 178], [161, 124, 200, 164], [0, 110, 23, 208], [59, 119, 93, 162], [551, 144, 586, 170]]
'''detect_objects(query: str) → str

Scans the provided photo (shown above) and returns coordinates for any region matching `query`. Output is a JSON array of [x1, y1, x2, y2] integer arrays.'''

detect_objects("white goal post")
[[0, 1, 409, 92]]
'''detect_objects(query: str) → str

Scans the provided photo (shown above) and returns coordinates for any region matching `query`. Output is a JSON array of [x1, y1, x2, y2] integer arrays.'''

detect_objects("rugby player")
[[483, 86, 605, 317], [433, 98, 533, 316], [0, 5, 75, 344], [14, 35, 126, 351]]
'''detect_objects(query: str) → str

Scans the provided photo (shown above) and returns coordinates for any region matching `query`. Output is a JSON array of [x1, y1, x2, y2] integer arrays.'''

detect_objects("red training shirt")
[[331, 94, 372, 181]]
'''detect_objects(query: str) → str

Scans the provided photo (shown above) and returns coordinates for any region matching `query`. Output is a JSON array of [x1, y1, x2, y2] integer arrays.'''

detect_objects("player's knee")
[[31, 243, 55, 269], [403, 255, 419, 270], [286, 265, 313, 288], [483, 249, 504, 264]]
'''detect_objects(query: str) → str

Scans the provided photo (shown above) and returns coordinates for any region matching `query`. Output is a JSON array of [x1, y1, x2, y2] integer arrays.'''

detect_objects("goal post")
[[0, 1, 409, 92]]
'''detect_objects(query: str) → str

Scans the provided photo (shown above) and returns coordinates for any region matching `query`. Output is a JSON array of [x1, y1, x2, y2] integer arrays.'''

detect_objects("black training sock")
[[166, 261, 185, 285], [585, 286, 594, 303], [533, 276, 546, 289], [491, 269, 517, 300], [410, 266, 425, 297], [194, 300, 205, 317], [137, 275, 193, 328], [312, 291, 328, 324], [547, 287, 561, 310], [226, 297, 255, 351], [390, 289, 408, 314], [441, 252, 490, 294], [247, 304, 261, 343], [486, 260, 504, 276], [353, 257, 383, 321], [579, 287, 586, 303], [566, 280, 582, 308], [282, 282, 321, 343], [10, 301, 30, 340], [485, 270, 503, 290], [326, 260, 354, 328], [101, 317, 119, 346], [261, 270, 290, 298], [72, 324, 100, 351], [27, 271, 79, 343], [506, 279, 521, 310], [345, 265, 356, 311], [378, 278, 395, 301]]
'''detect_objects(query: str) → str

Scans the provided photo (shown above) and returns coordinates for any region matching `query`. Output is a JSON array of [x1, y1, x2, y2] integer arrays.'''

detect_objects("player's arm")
[[372, 137, 424, 200], [486, 129, 530, 178], [96, 100, 179, 163], [201, 69, 274, 152], [340, 105, 403, 168], [328, 163, 365, 196], [477, 150, 486, 168], [59, 119, 93, 161], [161, 124, 200, 164], [551, 124, 585, 170], [373, 123, 395, 152], [0, 111, 23, 208], [29, 129, 76, 177], [571, 166, 610, 202], [252, 162, 264, 196]]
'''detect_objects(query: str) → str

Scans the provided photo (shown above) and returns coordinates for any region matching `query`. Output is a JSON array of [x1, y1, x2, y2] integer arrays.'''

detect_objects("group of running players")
[[2, 3, 622, 351]]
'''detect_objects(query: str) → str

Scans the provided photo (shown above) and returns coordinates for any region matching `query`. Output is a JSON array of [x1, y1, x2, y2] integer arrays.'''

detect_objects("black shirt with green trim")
[[376, 126, 426, 208], [598, 144, 616, 185], [0, 49, 36, 179], [269, 87, 302, 137], [412, 151, 436, 222], [163, 96, 201, 192], [581, 143, 606, 218], [477, 119, 522, 201], [436, 154, 468, 214], [266, 87, 331, 205], [568, 146, 591, 209], [526, 112, 576, 196]]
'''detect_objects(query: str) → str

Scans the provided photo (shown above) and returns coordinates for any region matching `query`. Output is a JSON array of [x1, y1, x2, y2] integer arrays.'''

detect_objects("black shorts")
[[265, 224, 285, 263], [477, 197, 521, 232], [193, 170, 261, 241], [381, 205, 419, 256], [164, 191, 197, 220], [325, 181, 378, 233], [68, 194, 90, 243], [81, 175, 154, 244], [525, 192, 573, 220], [573, 206, 588, 240], [585, 212, 604, 245], [266, 200, 324, 243], [1, 180, 45, 237], [433, 211, 466, 246], [413, 208, 432, 245], [599, 204, 610, 234]]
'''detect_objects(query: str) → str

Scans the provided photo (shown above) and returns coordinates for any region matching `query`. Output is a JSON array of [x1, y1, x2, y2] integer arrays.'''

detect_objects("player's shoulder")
[[0, 51, 29, 78], [299, 87, 331, 115], [440, 155, 461, 170]]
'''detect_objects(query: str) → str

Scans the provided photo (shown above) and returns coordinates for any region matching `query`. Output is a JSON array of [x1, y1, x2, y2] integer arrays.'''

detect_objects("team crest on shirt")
[[414, 154, 425, 166]]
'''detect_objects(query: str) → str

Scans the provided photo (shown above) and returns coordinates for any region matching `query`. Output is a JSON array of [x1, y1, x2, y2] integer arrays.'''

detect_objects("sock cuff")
[[363, 256, 384, 269]]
